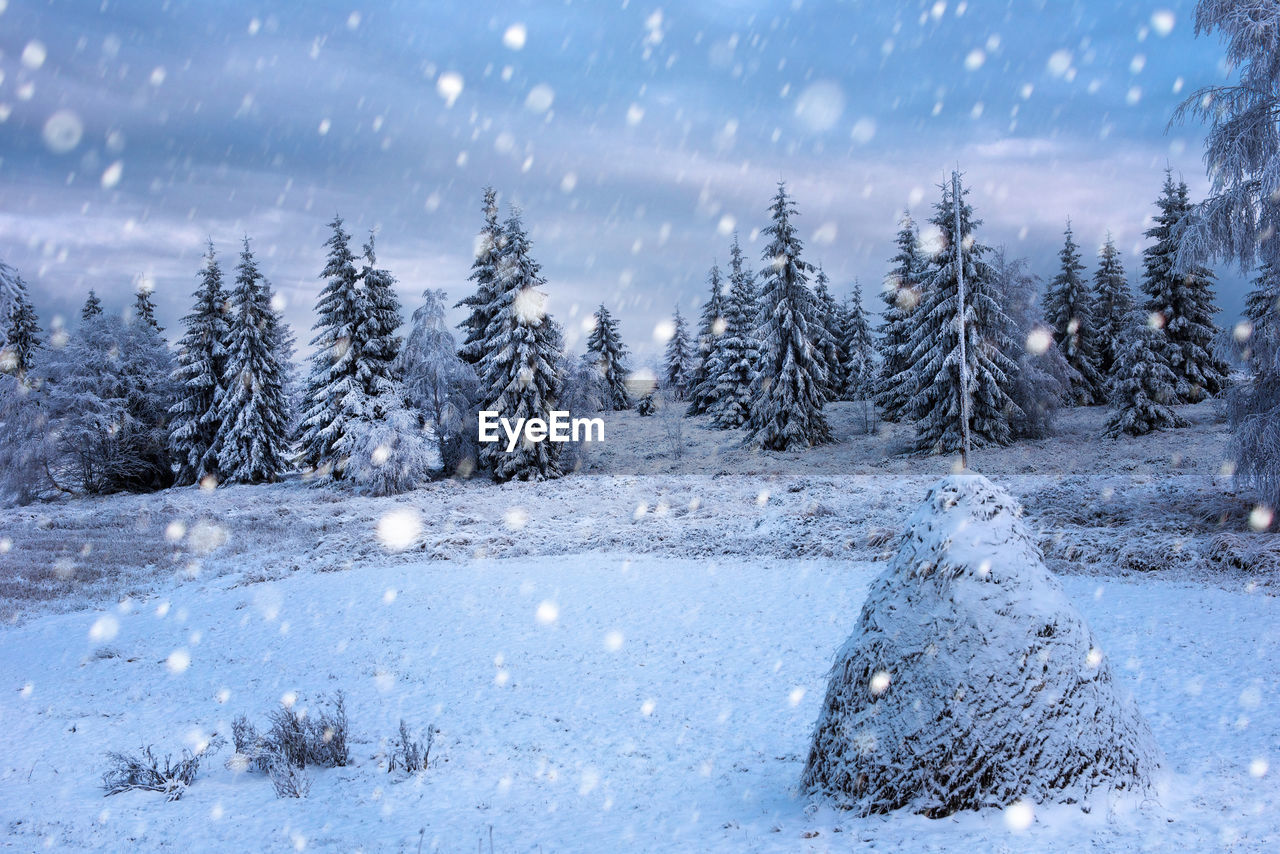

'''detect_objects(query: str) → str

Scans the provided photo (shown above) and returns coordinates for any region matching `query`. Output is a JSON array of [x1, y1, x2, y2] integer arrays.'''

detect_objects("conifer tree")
[[905, 177, 1021, 453], [875, 211, 927, 422], [993, 247, 1069, 439], [748, 183, 831, 450], [211, 238, 292, 484], [709, 235, 763, 429], [1245, 264, 1279, 334], [685, 264, 726, 415], [586, 304, 632, 410], [477, 210, 565, 481], [2, 288, 41, 380], [168, 241, 230, 485], [840, 283, 875, 401], [1104, 311, 1189, 437], [1141, 172, 1229, 402], [396, 287, 478, 473], [299, 217, 366, 473], [812, 267, 845, 400], [356, 233, 403, 390], [456, 187, 504, 367], [1092, 235, 1134, 379], [1045, 222, 1104, 405], [133, 285, 163, 333], [81, 290, 103, 321], [1173, 1, 1280, 510], [661, 306, 695, 398]]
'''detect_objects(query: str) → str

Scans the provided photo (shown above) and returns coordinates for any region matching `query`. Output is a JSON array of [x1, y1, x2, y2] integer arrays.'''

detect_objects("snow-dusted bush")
[[635, 393, 656, 416], [334, 389, 435, 495], [231, 692, 350, 775], [803, 474, 1160, 817], [387, 719, 434, 775], [102, 738, 222, 802]]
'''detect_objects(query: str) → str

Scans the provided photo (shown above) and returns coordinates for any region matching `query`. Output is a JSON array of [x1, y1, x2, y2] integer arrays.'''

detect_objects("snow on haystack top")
[[803, 473, 1162, 817]]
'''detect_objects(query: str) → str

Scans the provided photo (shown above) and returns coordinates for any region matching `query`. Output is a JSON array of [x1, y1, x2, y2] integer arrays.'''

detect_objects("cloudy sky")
[[0, 0, 1247, 359]]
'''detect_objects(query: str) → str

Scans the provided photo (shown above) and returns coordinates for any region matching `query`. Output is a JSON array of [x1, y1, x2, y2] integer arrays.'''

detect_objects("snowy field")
[[2, 403, 1279, 851]]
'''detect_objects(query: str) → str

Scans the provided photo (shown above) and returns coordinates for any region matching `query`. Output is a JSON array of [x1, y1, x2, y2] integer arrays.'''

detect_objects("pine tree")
[[586, 304, 632, 410], [1141, 172, 1229, 402], [1243, 263, 1279, 356], [133, 286, 163, 333], [2, 288, 41, 379], [356, 233, 403, 391], [1104, 311, 1189, 437], [0, 259, 25, 352], [661, 306, 695, 398], [748, 183, 831, 450], [81, 290, 103, 321], [477, 209, 565, 481], [456, 187, 505, 367], [168, 241, 230, 485], [840, 283, 875, 401], [298, 217, 366, 473], [875, 211, 927, 422], [812, 267, 845, 400], [1174, 1, 1280, 510], [993, 247, 1070, 439], [685, 263, 727, 415], [709, 236, 763, 429], [905, 176, 1021, 453], [1092, 234, 1134, 379], [211, 238, 292, 484], [1045, 221, 1104, 405], [396, 287, 479, 473], [41, 311, 178, 493]]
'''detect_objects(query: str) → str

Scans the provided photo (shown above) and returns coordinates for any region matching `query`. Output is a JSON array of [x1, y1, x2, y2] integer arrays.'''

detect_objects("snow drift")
[[802, 473, 1161, 816]]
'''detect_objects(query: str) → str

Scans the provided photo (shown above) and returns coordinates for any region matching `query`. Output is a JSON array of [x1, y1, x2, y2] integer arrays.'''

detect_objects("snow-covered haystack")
[[802, 474, 1160, 817]]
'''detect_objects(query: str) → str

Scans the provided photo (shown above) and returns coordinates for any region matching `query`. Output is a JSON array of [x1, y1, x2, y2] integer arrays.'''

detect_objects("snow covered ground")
[[2, 402, 1278, 851]]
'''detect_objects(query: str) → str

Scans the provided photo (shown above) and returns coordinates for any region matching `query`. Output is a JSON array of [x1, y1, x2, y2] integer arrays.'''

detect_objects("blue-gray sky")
[[0, 0, 1248, 359]]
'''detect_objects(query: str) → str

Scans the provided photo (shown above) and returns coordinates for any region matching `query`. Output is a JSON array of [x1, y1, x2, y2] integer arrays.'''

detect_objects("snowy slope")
[[2, 553, 1278, 852]]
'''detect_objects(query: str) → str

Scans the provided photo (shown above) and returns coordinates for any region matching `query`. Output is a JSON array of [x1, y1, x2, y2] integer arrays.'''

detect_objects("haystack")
[[802, 474, 1160, 816]]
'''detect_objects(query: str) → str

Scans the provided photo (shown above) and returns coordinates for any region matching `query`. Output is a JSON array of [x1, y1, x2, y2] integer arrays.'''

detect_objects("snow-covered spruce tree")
[[839, 284, 875, 402], [661, 306, 695, 399], [558, 351, 608, 473], [1104, 311, 1190, 437], [812, 267, 845, 400], [168, 241, 230, 485], [1, 279, 40, 380], [905, 177, 1021, 453], [477, 210, 565, 482], [456, 187, 505, 367], [331, 235, 428, 493], [1245, 264, 1279, 334], [875, 210, 927, 422], [211, 238, 293, 485], [1141, 172, 1229, 402], [133, 285, 163, 333], [1174, 1, 1280, 509], [397, 287, 480, 475], [1044, 222, 1105, 405], [803, 474, 1160, 816], [1092, 234, 1134, 380], [0, 258, 25, 352], [42, 312, 178, 493], [747, 183, 832, 450], [586, 304, 632, 410], [298, 217, 365, 473], [81, 290, 103, 321], [685, 263, 727, 416], [993, 247, 1070, 439], [709, 236, 763, 429], [357, 233, 403, 387]]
